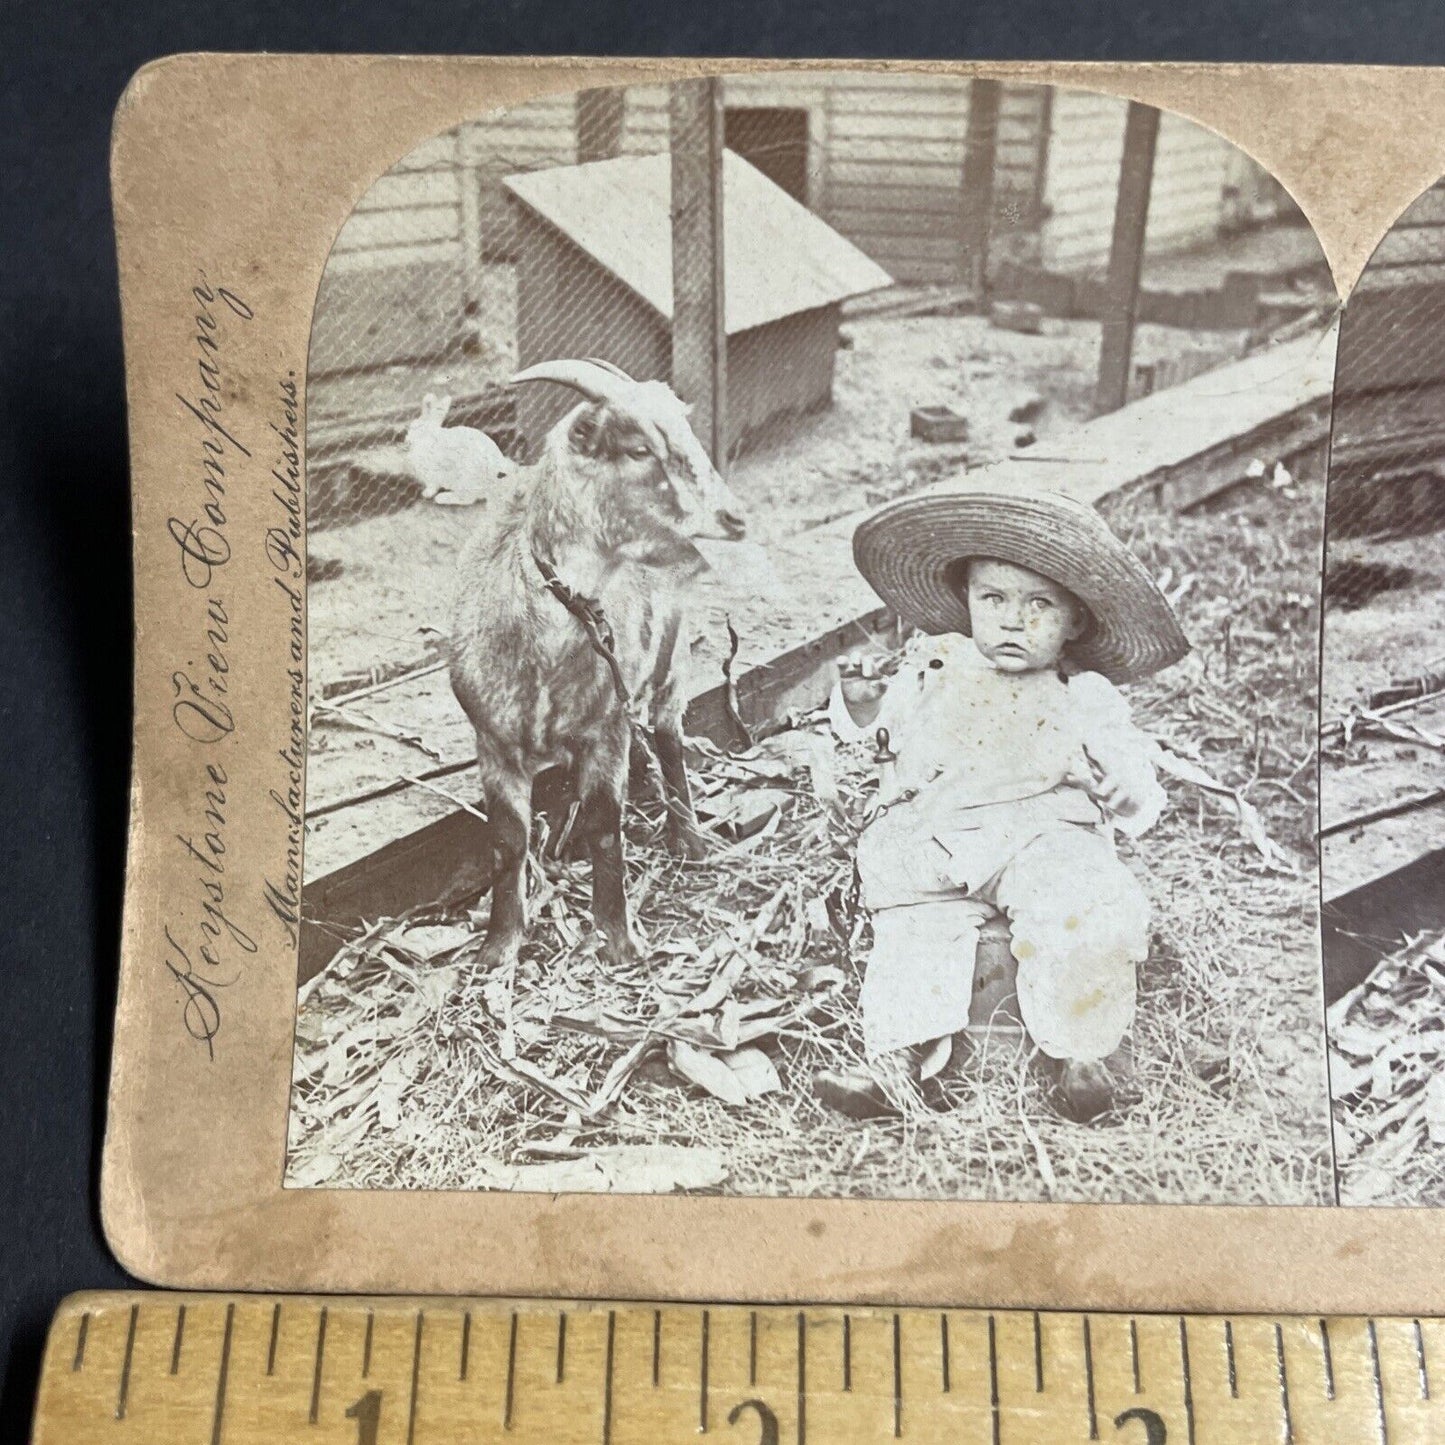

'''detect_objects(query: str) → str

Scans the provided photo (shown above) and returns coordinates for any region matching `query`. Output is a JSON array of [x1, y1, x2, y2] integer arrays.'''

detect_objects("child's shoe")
[[812, 1066, 898, 1120], [813, 1046, 925, 1119], [1050, 1050, 1142, 1124], [1053, 1060, 1117, 1123]]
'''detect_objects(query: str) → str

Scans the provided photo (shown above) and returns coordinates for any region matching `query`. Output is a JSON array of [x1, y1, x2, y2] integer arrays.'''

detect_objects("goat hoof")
[[599, 931, 644, 968], [667, 826, 710, 862], [477, 939, 521, 974]]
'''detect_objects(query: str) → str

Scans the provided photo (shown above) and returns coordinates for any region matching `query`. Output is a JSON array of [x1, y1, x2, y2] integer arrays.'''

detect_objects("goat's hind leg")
[[654, 719, 708, 861]]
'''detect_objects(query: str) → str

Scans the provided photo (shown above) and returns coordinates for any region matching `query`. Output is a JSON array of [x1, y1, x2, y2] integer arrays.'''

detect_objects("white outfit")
[[830, 634, 1165, 1062]]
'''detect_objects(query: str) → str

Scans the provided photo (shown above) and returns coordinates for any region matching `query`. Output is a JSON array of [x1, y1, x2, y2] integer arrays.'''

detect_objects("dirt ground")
[[288, 467, 1333, 1205], [307, 309, 1248, 694]]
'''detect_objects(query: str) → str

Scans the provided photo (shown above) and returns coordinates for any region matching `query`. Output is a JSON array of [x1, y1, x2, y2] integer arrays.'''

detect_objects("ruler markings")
[[209, 1302, 234, 1445], [504, 1311, 518, 1430], [35, 1298, 1445, 1442], [651, 1309, 661, 1387], [1178, 1317, 1196, 1445], [988, 1314, 1000, 1445], [699, 1309, 710, 1432], [1369, 1319, 1389, 1445], [170, 1305, 186, 1376], [1274, 1323, 1294, 1445], [71, 1311, 89, 1372], [700, 1309, 710, 1434], [797, 1312, 807, 1445], [406, 1311, 424, 1445], [602, 1311, 616, 1445], [892, 1312, 902, 1439], [114, 1303, 138, 1421], [309, 1306, 328, 1424]]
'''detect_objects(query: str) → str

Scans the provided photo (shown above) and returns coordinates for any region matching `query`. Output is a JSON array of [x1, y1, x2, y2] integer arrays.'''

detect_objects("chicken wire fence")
[[306, 89, 669, 534], [1325, 212, 1445, 681]]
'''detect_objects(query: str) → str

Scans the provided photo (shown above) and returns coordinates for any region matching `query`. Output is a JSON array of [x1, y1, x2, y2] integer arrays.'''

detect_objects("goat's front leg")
[[579, 728, 641, 966], [478, 764, 531, 973]]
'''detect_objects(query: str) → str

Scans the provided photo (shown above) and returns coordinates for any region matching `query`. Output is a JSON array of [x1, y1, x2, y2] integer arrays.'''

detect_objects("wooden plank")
[[1094, 102, 1160, 415], [825, 183, 962, 217], [353, 169, 461, 211], [669, 77, 728, 465], [827, 131, 968, 163], [1392, 184, 1445, 226], [389, 132, 459, 171], [1369, 224, 1445, 269], [825, 204, 964, 239], [330, 204, 461, 253]]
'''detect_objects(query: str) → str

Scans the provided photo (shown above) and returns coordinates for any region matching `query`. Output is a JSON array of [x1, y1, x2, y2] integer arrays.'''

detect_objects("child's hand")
[[1075, 752, 1152, 819], [836, 652, 888, 727], [1092, 767, 1146, 818], [836, 653, 887, 709]]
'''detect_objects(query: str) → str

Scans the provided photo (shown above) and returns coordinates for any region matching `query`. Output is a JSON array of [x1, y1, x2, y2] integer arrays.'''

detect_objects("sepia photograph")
[[1320, 179, 1445, 1206], [286, 72, 1339, 1205]]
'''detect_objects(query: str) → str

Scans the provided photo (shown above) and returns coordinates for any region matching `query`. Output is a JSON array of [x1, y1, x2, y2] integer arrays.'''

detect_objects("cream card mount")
[[106, 54, 1445, 1308]]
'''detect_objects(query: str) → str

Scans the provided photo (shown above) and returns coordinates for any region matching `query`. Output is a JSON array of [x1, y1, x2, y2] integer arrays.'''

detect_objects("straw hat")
[[852, 487, 1189, 684]]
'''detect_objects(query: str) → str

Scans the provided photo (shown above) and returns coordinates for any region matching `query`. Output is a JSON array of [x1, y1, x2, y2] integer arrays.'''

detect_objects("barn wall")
[[1039, 91, 1244, 274], [1354, 180, 1445, 293], [512, 218, 671, 452], [725, 305, 840, 448], [620, 76, 1050, 286]]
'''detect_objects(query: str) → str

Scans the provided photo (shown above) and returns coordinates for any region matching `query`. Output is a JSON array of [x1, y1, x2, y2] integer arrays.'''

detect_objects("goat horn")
[[508, 359, 634, 405], [580, 357, 636, 381]]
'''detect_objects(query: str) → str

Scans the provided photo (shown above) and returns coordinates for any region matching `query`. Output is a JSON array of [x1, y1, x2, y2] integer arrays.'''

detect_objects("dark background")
[[2, 0, 1442, 1435]]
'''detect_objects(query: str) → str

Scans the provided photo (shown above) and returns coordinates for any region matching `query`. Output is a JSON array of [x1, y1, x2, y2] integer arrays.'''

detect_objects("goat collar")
[[531, 550, 631, 708]]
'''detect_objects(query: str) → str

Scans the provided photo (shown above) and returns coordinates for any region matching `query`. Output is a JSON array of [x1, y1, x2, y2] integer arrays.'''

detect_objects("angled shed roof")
[[503, 150, 893, 334]]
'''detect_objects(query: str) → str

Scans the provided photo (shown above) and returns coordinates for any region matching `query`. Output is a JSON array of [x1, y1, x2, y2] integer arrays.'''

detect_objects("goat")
[[449, 359, 747, 970]]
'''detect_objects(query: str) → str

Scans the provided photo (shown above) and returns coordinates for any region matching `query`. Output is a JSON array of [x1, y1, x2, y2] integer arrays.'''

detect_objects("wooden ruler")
[[31, 1292, 1443, 1442]]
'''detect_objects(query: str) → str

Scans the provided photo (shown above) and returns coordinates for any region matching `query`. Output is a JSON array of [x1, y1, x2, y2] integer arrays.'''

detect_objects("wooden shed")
[[502, 149, 892, 455]]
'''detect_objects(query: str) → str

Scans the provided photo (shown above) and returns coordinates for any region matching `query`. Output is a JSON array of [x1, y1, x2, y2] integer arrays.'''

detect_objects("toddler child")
[[815, 487, 1188, 1123]]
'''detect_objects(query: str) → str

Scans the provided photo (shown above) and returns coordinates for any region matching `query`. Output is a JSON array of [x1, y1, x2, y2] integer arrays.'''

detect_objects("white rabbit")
[[405, 392, 511, 505]]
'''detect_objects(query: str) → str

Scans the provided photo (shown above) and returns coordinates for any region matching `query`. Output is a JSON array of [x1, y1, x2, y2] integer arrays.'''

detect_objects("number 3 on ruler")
[[346, 1389, 383, 1444], [1114, 1406, 1167, 1443]]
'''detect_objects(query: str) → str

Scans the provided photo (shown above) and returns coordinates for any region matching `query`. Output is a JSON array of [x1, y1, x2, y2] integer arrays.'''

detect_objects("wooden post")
[[669, 77, 728, 467], [1094, 101, 1161, 416], [959, 78, 1001, 299], [455, 128, 486, 347], [576, 87, 624, 163]]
